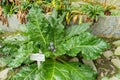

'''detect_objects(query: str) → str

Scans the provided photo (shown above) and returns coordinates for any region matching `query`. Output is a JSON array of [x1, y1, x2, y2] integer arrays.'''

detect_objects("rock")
[[103, 50, 113, 59], [69, 57, 79, 62], [111, 59, 120, 69], [113, 40, 120, 47], [109, 76, 119, 80], [95, 56, 117, 80], [91, 16, 120, 39], [82, 59, 97, 72], [71, 2, 86, 7], [111, 56, 119, 60], [94, 0, 120, 7], [0, 14, 21, 32], [114, 47, 120, 55], [0, 68, 10, 80]]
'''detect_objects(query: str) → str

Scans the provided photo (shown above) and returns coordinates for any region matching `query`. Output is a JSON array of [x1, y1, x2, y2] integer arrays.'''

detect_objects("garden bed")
[[1, 0, 120, 80]]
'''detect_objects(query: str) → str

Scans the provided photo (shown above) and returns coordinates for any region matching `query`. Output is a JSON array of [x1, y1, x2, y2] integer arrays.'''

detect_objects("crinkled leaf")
[[3, 34, 27, 45], [1, 34, 27, 55], [26, 7, 48, 46], [66, 23, 90, 38], [66, 32, 108, 60], [37, 60, 71, 80], [66, 62, 96, 80], [11, 60, 96, 80], [10, 64, 37, 80], [8, 42, 34, 68], [0, 56, 12, 67], [40, 60, 97, 80], [25, 7, 65, 57]]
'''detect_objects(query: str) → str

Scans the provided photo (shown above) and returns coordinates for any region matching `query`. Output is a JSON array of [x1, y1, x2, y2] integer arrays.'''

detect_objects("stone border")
[[0, 14, 21, 32], [91, 16, 120, 39]]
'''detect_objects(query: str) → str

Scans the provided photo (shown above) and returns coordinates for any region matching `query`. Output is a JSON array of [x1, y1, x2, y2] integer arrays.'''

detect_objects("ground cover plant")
[[80, 3, 104, 22]]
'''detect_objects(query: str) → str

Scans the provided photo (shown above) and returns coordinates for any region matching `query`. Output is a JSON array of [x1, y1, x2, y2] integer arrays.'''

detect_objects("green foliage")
[[20, 6, 108, 59], [1, 34, 33, 68], [0, 0, 32, 16], [81, 3, 104, 21], [8, 41, 34, 68], [65, 32, 108, 59], [10, 64, 37, 80], [1, 1, 18, 16], [0, 6, 109, 79], [24, 7, 66, 57], [18, 1, 32, 11], [10, 59, 96, 80], [2, 4, 16, 16], [0, 0, 7, 6]]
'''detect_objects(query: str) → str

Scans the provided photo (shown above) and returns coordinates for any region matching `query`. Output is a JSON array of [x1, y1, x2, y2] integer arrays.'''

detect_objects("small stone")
[[111, 56, 119, 59], [113, 40, 120, 47], [103, 50, 113, 59], [69, 57, 79, 62], [109, 76, 119, 80], [111, 59, 120, 69], [0, 68, 10, 80], [82, 59, 97, 72], [114, 47, 120, 55]]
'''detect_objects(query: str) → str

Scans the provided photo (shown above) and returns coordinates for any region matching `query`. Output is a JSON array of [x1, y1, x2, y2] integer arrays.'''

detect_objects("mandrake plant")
[[0, 6, 109, 80]]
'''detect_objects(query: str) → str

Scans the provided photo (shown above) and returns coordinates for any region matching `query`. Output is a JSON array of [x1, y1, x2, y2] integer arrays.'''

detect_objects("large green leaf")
[[26, 7, 48, 46], [11, 60, 96, 80], [66, 23, 90, 38], [10, 64, 37, 80], [64, 23, 108, 60], [66, 62, 96, 80], [65, 32, 108, 60], [1, 34, 27, 55], [8, 42, 34, 68], [24, 7, 66, 57], [37, 60, 71, 80]]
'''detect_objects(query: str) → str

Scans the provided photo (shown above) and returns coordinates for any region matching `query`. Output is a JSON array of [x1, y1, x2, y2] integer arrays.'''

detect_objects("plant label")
[[30, 54, 45, 68], [30, 54, 45, 61]]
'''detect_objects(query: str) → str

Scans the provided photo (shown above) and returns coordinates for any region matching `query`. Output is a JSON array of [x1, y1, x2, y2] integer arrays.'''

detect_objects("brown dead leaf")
[[0, 6, 2, 16], [72, 15, 78, 24]]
